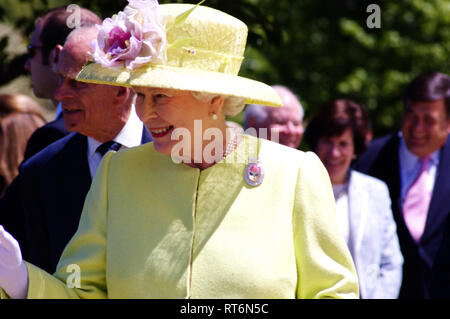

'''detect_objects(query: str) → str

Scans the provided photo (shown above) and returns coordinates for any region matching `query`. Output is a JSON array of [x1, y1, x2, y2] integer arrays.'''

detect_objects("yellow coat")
[[12, 135, 358, 298]]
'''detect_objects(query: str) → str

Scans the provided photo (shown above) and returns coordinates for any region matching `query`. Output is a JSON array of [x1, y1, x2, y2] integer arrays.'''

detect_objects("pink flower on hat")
[[91, 0, 166, 70]]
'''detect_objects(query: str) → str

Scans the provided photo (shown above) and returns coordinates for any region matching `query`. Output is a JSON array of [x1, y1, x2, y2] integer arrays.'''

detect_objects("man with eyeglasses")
[[23, 6, 102, 160]]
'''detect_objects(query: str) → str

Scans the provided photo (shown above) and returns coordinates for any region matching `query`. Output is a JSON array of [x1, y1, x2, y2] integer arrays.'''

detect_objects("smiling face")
[[133, 87, 225, 159], [401, 99, 450, 158], [315, 128, 355, 185]]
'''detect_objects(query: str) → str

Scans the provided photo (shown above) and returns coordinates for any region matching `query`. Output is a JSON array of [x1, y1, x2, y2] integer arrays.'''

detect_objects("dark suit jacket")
[[431, 211, 450, 298], [24, 116, 70, 161], [0, 128, 152, 274], [354, 133, 450, 298]]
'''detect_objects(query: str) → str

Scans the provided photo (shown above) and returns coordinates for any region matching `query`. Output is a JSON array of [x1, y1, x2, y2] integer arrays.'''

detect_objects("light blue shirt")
[[87, 104, 144, 178], [398, 133, 440, 205]]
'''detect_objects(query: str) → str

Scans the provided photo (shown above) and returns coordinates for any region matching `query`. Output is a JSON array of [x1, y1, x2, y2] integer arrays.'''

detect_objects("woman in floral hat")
[[0, 1, 359, 299]]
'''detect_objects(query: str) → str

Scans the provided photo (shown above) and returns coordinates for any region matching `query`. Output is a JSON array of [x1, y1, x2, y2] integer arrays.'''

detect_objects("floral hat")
[[76, 0, 282, 107]]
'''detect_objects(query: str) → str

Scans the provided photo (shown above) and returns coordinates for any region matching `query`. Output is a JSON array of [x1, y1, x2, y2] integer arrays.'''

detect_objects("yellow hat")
[[76, 2, 282, 107]]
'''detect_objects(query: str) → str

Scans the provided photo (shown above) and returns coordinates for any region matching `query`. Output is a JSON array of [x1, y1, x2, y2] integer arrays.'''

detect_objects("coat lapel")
[[348, 170, 368, 257], [47, 133, 91, 266], [373, 136, 405, 228], [422, 135, 450, 242], [44, 128, 151, 270]]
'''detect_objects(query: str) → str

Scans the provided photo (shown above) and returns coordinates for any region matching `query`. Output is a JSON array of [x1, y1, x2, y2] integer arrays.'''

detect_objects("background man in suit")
[[23, 6, 102, 160], [355, 71, 450, 298], [0, 26, 152, 274], [243, 85, 304, 149]]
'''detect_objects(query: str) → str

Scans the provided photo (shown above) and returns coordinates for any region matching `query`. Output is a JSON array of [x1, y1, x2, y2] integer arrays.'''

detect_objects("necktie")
[[96, 141, 121, 157], [403, 156, 431, 242]]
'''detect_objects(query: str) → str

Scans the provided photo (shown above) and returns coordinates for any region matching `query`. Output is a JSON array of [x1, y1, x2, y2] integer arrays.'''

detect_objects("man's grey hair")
[[65, 25, 98, 49]]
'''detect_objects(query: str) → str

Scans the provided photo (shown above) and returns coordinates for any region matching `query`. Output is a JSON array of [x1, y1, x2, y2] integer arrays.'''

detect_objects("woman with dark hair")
[[305, 99, 403, 299], [0, 94, 46, 196]]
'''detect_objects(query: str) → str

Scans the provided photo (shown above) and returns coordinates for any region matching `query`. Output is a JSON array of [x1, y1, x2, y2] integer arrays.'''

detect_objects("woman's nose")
[[136, 102, 158, 122], [411, 117, 426, 132], [330, 144, 341, 158]]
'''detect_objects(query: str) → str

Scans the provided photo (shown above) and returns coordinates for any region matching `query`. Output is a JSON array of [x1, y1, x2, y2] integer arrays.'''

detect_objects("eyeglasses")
[[27, 44, 43, 58]]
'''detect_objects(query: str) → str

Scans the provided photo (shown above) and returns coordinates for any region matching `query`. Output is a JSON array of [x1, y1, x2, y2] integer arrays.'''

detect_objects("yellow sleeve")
[[293, 152, 359, 299], [25, 152, 116, 299]]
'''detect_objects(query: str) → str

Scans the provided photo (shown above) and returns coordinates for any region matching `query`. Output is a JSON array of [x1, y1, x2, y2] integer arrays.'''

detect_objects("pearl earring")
[[212, 113, 218, 120]]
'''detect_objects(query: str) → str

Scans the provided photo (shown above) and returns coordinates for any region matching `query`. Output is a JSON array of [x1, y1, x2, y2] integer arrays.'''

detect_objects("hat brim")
[[76, 63, 282, 107]]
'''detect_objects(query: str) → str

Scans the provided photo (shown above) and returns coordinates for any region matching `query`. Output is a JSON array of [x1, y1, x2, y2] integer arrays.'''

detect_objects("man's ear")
[[49, 45, 63, 69], [114, 86, 131, 104]]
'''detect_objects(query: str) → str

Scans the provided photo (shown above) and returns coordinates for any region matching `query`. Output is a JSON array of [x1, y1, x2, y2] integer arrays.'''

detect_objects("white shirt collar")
[[87, 104, 143, 158]]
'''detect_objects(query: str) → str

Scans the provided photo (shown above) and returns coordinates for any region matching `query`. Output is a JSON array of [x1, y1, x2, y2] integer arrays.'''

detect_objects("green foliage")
[[1, 0, 449, 137]]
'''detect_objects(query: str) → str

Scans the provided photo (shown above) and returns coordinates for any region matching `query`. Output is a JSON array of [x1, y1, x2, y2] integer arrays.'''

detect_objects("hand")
[[0, 225, 22, 268], [0, 225, 28, 299]]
